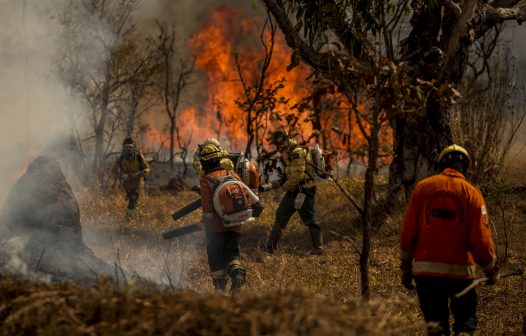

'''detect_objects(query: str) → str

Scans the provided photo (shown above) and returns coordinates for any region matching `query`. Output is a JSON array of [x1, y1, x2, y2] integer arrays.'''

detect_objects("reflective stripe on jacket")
[[199, 169, 242, 234], [400, 168, 496, 279]]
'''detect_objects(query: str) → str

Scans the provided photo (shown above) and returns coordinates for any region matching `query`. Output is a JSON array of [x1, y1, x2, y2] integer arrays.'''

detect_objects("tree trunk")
[[390, 1, 458, 196], [94, 61, 112, 176], [170, 120, 176, 169], [360, 95, 383, 300]]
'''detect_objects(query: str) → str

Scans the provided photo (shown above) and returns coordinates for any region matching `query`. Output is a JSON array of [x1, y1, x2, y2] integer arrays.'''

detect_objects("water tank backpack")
[[205, 172, 260, 227], [309, 143, 333, 179]]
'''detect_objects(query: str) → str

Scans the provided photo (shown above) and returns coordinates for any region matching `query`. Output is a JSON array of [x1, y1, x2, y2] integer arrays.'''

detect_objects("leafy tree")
[[261, 0, 526, 300], [262, 0, 526, 191]]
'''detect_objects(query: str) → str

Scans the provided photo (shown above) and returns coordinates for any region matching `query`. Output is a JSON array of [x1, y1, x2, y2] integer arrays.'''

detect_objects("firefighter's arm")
[[138, 153, 151, 174], [400, 185, 421, 273], [469, 192, 497, 273], [199, 177, 214, 229], [282, 148, 307, 191], [111, 157, 121, 178]]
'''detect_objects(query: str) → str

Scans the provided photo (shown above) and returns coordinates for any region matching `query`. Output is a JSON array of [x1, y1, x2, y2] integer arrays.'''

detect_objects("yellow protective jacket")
[[281, 140, 315, 191], [400, 168, 496, 279], [112, 150, 150, 191]]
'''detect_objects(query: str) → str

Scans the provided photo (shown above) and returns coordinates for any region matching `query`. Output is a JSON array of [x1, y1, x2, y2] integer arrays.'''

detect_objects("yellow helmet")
[[438, 144, 471, 171], [199, 143, 223, 161]]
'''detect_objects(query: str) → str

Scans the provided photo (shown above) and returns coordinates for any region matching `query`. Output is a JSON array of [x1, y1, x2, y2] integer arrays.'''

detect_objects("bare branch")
[[482, 0, 526, 24], [446, 0, 477, 59], [262, 0, 336, 70]]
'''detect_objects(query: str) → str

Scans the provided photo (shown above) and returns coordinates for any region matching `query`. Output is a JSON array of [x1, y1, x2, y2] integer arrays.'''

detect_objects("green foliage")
[[284, 0, 381, 45]]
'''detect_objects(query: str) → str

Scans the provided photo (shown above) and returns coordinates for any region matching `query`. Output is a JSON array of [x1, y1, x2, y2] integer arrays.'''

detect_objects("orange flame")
[[143, 7, 392, 166]]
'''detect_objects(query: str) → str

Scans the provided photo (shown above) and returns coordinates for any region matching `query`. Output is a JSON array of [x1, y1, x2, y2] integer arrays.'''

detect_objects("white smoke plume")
[[0, 1, 87, 205]]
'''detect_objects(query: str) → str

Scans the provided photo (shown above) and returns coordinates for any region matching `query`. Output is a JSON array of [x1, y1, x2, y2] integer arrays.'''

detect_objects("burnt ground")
[[0, 159, 524, 335]]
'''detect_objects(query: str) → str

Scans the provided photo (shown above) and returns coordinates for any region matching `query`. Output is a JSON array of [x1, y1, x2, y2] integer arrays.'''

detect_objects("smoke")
[[134, 0, 259, 37], [0, 0, 262, 286], [0, 1, 84, 205]]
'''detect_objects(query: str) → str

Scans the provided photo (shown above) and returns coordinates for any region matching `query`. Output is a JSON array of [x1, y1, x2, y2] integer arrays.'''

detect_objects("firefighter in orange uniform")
[[112, 137, 150, 219], [400, 144, 499, 336], [198, 143, 246, 294]]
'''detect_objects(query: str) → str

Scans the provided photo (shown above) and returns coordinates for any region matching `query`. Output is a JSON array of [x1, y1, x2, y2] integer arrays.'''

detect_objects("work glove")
[[485, 266, 500, 285], [191, 185, 201, 193], [401, 272, 415, 290]]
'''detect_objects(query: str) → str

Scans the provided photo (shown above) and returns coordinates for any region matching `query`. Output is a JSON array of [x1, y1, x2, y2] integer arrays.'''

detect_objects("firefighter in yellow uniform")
[[262, 129, 323, 255], [112, 137, 150, 219], [400, 144, 498, 336]]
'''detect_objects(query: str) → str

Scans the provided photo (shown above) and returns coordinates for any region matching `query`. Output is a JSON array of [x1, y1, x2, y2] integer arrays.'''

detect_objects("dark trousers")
[[415, 276, 478, 336], [205, 231, 241, 273], [126, 189, 139, 209], [275, 186, 320, 231]]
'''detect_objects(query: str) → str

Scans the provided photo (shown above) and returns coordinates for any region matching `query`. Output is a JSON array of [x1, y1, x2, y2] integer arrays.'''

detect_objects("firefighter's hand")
[[191, 185, 201, 193], [401, 272, 415, 290], [485, 266, 500, 285]]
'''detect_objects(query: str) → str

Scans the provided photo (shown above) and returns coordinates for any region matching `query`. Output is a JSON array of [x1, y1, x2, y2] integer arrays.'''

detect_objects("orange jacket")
[[400, 168, 496, 279], [199, 169, 242, 234]]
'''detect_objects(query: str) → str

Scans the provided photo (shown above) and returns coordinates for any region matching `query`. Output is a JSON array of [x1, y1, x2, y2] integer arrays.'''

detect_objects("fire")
[[186, 8, 311, 150], [143, 7, 392, 166]]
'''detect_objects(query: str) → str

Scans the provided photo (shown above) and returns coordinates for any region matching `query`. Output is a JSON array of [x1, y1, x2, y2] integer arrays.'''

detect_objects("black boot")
[[265, 223, 283, 253], [229, 267, 246, 297], [308, 227, 323, 255], [212, 271, 228, 292]]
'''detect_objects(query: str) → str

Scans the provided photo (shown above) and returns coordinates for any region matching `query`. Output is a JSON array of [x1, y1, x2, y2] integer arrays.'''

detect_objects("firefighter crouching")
[[111, 137, 150, 219], [261, 129, 323, 255], [197, 143, 247, 294], [400, 144, 499, 336]]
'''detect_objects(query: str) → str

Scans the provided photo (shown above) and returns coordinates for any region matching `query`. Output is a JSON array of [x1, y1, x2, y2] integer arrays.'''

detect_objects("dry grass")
[[0, 174, 525, 335]]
